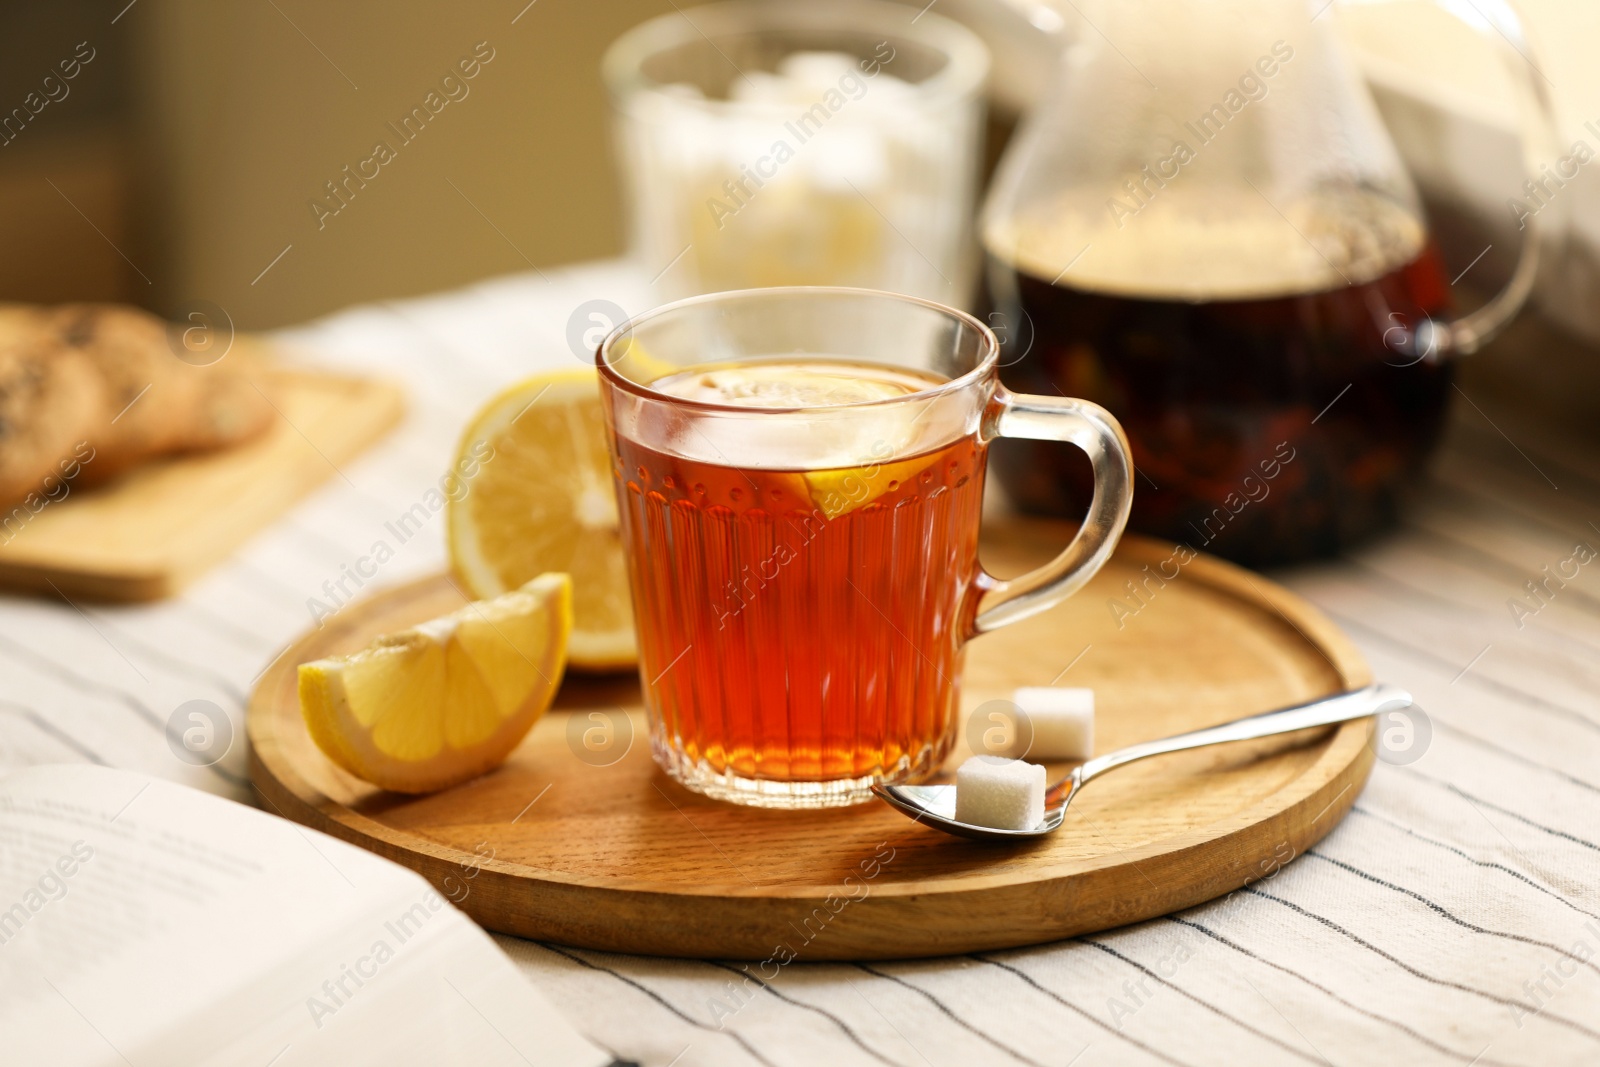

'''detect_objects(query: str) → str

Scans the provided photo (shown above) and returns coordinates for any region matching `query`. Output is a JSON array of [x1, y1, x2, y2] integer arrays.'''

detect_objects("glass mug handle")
[[1370, 0, 1561, 359], [970, 390, 1134, 635]]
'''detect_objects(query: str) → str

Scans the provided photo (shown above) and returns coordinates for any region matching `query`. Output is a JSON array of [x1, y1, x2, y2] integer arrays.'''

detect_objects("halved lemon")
[[298, 574, 571, 793], [447, 370, 636, 670]]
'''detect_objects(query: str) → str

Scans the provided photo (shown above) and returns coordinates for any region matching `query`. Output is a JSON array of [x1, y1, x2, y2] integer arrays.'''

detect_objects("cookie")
[[0, 331, 102, 513], [0, 303, 276, 509], [50, 304, 275, 483]]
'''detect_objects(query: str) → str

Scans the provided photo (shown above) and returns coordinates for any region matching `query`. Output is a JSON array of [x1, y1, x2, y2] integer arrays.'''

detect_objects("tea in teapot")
[[980, 0, 1553, 564]]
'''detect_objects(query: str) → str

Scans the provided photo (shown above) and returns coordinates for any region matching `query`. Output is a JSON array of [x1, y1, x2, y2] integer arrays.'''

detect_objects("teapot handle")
[[1372, 0, 1563, 359]]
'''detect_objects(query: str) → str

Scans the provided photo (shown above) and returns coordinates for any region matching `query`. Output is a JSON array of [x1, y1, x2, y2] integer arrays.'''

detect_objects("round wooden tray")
[[249, 522, 1373, 960]]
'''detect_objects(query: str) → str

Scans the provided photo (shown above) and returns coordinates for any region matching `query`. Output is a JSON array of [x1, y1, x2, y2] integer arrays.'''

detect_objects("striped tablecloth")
[[4, 261, 1598, 1067]]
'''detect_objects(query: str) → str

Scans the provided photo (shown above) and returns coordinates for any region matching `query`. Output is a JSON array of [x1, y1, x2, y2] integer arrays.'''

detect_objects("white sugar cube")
[[954, 756, 1046, 831], [1012, 687, 1095, 760]]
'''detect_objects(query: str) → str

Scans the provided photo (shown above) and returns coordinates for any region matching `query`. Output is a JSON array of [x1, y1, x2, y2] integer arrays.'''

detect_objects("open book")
[[0, 765, 615, 1067]]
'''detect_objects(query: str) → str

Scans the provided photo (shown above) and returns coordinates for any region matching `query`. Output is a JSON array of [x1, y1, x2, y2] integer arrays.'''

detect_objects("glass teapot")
[[979, 0, 1557, 565]]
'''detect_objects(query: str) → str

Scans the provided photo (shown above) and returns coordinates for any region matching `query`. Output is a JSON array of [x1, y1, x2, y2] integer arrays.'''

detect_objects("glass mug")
[[597, 288, 1131, 807]]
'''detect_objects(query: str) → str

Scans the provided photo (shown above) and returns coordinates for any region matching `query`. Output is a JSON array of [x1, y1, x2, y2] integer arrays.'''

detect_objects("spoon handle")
[[1071, 683, 1412, 790]]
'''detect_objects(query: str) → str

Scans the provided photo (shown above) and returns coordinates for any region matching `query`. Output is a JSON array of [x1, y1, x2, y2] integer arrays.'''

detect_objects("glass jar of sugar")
[[603, 0, 990, 304]]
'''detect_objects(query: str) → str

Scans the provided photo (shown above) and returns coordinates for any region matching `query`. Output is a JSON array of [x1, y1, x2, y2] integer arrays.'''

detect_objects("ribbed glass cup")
[[598, 287, 1133, 807]]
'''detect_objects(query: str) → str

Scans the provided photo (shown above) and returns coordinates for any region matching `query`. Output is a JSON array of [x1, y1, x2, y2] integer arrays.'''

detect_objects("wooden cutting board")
[[249, 525, 1373, 960], [0, 368, 404, 601]]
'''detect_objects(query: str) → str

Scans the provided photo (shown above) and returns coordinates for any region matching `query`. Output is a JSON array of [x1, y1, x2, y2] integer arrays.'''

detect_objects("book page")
[[0, 765, 611, 1067]]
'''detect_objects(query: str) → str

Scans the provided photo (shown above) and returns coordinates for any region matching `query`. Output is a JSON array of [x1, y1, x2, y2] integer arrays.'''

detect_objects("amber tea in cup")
[[598, 289, 1131, 807]]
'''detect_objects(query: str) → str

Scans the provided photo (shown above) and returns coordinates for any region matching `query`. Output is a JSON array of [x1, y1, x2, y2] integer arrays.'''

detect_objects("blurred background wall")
[[6, 0, 1600, 364], [0, 2, 136, 306], [0, 0, 675, 329]]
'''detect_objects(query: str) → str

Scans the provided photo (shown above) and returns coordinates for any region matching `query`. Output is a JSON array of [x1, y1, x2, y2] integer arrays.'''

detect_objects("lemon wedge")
[[448, 370, 636, 670], [298, 574, 571, 793], [803, 454, 943, 519]]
